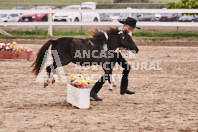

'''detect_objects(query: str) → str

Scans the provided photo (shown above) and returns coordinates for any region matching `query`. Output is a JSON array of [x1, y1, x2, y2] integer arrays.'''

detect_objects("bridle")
[[120, 34, 130, 50]]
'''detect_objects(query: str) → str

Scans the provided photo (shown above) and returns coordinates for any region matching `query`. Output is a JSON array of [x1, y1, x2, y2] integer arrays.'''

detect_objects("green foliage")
[[165, 0, 198, 9], [0, 29, 88, 39], [134, 30, 198, 40], [1, 29, 198, 40], [149, 0, 180, 2], [165, 0, 198, 15]]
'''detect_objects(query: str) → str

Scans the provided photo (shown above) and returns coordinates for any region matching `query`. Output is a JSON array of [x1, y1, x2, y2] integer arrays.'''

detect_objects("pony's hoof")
[[44, 83, 48, 88], [52, 79, 55, 84]]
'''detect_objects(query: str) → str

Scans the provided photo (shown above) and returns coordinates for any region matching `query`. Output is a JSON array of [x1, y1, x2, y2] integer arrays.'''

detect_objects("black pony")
[[32, 27, 139, 87]]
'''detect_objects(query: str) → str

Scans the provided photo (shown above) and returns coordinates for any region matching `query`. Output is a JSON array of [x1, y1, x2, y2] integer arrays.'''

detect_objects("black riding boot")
[[90, 74, 109, 101]]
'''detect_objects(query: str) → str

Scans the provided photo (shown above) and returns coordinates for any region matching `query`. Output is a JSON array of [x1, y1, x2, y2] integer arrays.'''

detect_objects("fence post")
[[127, 7, 131, 17], [80, 4, 83, 35], [127, 7, 132, 36], [48, 8, 53, 37]]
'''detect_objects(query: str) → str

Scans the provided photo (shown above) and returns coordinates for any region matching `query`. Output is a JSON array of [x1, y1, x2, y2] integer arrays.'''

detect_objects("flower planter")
[[0, 51, 34, 61], [67, 83, 90, 109], [27, 51, 35, 61]]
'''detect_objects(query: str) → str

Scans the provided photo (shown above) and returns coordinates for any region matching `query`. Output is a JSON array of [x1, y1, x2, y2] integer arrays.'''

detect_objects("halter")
[[99, 29, 108, 40], [104, 32, 108, 40], [120, 34, 129, 50], [121, 35, 137, 54]]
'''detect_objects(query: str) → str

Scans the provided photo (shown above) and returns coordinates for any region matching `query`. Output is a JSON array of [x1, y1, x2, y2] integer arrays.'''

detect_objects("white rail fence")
[[0, 8, 198, 37]]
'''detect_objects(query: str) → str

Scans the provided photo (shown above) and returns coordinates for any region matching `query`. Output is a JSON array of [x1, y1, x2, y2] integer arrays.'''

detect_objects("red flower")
[[74, 81, 79, 87], [78, 83, 83, 88], [2, 45, 6, 49]]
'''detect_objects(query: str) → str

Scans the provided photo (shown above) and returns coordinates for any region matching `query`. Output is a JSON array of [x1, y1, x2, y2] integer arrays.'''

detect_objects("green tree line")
[[165, 0, 198, 9], [165, 0, 198, 15]]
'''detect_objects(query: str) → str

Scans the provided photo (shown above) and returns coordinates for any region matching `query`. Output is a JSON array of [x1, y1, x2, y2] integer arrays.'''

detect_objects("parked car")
[[108, 13, 121, 22], [154, 13, 161, 21], [19, 6, 56, 22], [117, 13, 138, 22], [153, 13, 179, 21], [12, 6, 27, 10], [12, 6, 27, 15], [160, 13, 179, 21], [0, 13, 20, 22], [52, 4, 100, 22], [195, 16, 198, 22], [179, 14, 198, 22], [100, 13, 112, 22], [137, 13, 155, 21]]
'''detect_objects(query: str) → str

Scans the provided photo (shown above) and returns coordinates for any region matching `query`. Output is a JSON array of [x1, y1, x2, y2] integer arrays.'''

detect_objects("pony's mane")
[[91, 27, 119, 38]]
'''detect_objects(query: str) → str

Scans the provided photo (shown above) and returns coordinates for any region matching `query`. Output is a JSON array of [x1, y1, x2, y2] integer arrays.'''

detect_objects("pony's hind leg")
[[51, 62, 58, 84], [108, 74, 113, 91], [106, 61, 116, 91], [111, 74, 117, 87], [104, 68, 113, 91], [44, 65, 51, 88], [108, 74, 117, 91]]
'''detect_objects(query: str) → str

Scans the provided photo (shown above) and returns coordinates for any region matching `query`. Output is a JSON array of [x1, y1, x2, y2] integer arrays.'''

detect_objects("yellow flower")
[[12, 42, 17, 47], [78, 73, 82, 78], [9, 45, 13, 49], [85, 77, 92, 84], [80, 79, 88, 85], [69, 74, 76, 81], [15, 46, 19, 50]]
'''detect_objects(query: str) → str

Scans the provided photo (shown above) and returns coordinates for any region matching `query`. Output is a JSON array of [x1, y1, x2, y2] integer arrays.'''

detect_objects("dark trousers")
[[91, 52, 131, 93]]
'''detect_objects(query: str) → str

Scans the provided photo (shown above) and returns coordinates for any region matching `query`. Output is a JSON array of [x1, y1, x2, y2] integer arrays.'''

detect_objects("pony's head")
[[91, 27, 139, 54], [119, 30, 139, 54]]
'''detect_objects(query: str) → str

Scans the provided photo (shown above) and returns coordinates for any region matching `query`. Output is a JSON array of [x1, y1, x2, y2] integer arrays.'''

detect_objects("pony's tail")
[[32, 40, 53, 75]]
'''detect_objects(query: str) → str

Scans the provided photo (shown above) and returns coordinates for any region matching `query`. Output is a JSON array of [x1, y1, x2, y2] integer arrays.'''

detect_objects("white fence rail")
[[0, 9, 198, 36]]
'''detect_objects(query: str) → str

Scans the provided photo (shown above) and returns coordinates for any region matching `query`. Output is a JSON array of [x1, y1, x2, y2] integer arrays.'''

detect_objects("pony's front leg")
[[44, 78, 50, 88], [52, 74, 58, 84]]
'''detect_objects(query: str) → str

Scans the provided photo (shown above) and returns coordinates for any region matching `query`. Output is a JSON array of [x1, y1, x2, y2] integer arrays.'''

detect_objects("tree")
[[165, 0, 198, 9], [165, 0, 198, 15]]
